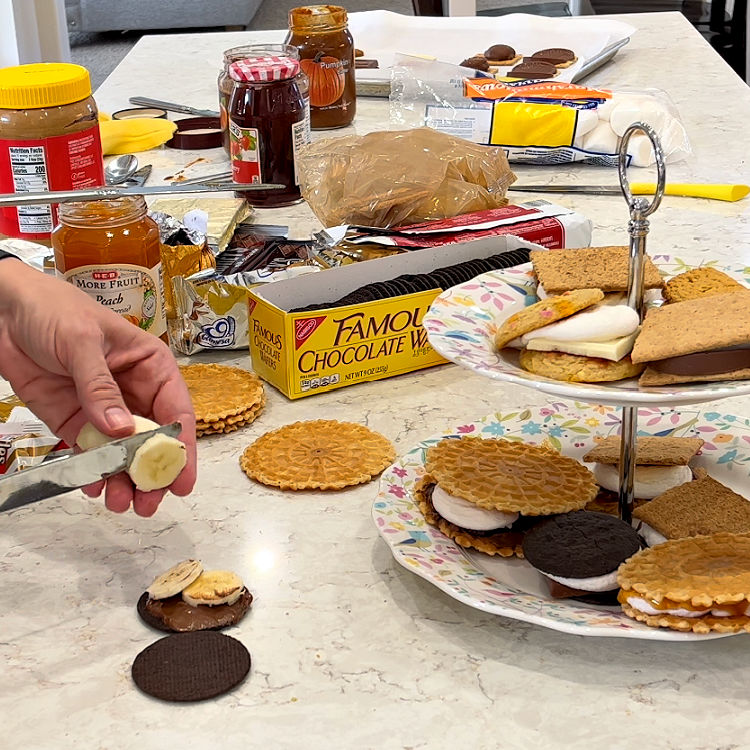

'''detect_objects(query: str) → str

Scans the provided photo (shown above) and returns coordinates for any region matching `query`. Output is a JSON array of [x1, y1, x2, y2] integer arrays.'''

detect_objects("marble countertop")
[[3, 12, 750, 749]]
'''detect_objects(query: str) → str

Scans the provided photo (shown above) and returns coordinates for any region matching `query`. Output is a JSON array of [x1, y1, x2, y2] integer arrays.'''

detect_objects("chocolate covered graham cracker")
[[530, 247, 664, 294]]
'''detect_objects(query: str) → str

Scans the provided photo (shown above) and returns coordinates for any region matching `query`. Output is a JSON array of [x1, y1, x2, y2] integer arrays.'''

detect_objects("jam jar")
[[287, 5, 356, 130], [218, 44, 302, 155], [52, 196, 167, 341], [228, 54, 311, 208]]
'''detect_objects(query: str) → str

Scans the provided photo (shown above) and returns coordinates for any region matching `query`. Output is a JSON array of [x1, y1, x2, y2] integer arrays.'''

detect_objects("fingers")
[[82, 480, 105, 498], [68, 337, 135, 439], [104, 473, 134, 513], [132, 489, 166, 517]]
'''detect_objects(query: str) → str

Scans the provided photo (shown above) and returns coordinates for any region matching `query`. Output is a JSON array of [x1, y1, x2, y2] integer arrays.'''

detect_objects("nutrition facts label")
[[9, 145, 53, 233]]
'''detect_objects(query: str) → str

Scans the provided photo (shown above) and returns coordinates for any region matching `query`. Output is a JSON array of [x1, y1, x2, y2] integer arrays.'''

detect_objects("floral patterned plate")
[[372, 403, 750, 640], [422, 258, 750, 408]]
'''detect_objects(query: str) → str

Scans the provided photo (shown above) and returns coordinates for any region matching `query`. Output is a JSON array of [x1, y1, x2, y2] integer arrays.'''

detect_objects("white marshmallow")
[[627, 133, 657, 168], [627, 596, 708, 618], [596, 96, 618, 121], [609, 97, 671, 137], [545, 569, 619, 593], [574, 108, 599, 139], [632, 520, 668, 547], [593, 462, 692, 500], [582, 120, 619, 155], [536, 283, 549, 299], [521, 304, 639, 344], [431, 485, 519, 531]]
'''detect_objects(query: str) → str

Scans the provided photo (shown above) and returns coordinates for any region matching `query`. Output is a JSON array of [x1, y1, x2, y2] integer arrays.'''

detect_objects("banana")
[[181, 570, 244, 607], [76, 416, 186, 491], [147, 559, 203, 600]]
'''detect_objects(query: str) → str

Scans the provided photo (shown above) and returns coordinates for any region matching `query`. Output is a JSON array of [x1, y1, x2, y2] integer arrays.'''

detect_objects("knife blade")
[[508, 183, 750, 202], [0, 181, 284, 208], [121, 164, 152, 188], [129, 96, 219, 118], [0, 422, 181, 512]]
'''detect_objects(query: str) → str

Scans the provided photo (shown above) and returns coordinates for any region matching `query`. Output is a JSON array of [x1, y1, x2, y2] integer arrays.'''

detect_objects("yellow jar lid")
[[0, 63, 92, 109]]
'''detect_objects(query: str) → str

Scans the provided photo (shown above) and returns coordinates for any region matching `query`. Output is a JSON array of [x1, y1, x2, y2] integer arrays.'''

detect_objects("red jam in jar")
[[228, 53, 311, 208]]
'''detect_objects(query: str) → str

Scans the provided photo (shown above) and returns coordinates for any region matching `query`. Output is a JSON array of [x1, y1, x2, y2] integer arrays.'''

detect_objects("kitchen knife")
[[0, 423, 181, 512], [0, 181, 284, 208], [508, 183, 749, 202], [129, 96, 219, 118], [122, 164, 153, 188]]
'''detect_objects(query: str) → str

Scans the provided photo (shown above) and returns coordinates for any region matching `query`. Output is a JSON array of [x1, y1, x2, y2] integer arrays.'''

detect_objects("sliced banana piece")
[[76, 416, 186, 491], [147, 559, 203, 600], [181, 570, 244, 607]]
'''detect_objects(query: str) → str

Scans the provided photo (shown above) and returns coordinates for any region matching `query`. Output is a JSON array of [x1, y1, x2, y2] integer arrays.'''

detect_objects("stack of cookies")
[[180, 364, 266, 438]]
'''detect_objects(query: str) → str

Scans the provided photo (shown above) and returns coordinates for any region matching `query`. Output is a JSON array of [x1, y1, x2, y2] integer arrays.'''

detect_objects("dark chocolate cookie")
[[522, 510, 642, 579]]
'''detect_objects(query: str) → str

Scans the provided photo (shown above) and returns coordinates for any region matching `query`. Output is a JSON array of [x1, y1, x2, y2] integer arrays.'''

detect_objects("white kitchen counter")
[[2, 12, 750, 749]]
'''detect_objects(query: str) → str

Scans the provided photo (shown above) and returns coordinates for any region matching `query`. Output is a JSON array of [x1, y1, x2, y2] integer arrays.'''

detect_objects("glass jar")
[[52, 197, 167, 341], [228, 53, 311, 208], [287, 5, 356, 130], [218, 44, 303, 155], [0, 63, 104, 242]]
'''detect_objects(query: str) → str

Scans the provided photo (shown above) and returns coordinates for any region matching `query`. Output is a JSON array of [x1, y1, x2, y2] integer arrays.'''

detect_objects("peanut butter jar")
[[0, 63, 104, 241]]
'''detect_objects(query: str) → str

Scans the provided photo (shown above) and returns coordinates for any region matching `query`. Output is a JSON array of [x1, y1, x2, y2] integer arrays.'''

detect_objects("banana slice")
[[181, 570, 244, 607], [76, 416, 186, 491], [147, 559, 203, 600]]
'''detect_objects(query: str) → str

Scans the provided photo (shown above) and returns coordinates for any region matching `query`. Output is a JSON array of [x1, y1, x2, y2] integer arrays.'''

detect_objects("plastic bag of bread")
[[296, 127, 516, 228]]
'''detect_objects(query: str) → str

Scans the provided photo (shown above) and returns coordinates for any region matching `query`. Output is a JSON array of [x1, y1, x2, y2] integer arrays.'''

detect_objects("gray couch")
[[65, 0, 263, 32]]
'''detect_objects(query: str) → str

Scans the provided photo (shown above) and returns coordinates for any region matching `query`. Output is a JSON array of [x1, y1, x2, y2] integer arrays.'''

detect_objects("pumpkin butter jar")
[[287, 5, 356, 129]]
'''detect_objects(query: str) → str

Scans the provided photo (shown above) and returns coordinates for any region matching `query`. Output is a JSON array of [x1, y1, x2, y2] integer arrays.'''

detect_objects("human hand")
[[0, 258, 196, 516]]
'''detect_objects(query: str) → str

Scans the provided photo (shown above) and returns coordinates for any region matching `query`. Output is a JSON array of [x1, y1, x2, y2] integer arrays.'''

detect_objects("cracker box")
[[247, 234, 543, 399]]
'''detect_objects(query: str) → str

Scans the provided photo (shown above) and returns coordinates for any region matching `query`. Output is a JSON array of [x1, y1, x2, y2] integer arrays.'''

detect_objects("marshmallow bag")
[[390, 56, 691, 167]]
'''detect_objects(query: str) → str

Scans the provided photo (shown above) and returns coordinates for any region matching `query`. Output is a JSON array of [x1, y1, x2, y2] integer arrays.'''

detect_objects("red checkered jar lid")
[[228, 56, 300, 82]]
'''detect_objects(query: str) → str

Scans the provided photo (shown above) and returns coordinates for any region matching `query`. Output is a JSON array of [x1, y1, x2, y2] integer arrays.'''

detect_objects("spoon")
[[105, 154, 139, 186]]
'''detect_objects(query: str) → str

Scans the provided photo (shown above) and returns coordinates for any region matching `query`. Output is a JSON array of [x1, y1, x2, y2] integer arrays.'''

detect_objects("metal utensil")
[[121, 164, 152, 188], [0, 181, 285, 208], [0, 423, 181, 512], [105, 154, 139, 185], [175, 170, 232, 186], [129, 96, 219, 118], [571, 37, 630, 83], [508, 182, 749, 202]]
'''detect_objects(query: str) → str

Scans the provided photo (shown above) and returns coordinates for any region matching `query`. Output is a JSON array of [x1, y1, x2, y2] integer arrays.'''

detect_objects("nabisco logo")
[[294, 316, 326, 349]]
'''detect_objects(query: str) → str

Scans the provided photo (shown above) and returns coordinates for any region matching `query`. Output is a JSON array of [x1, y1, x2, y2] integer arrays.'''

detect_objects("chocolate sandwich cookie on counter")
[[414, 436, 598, 557]]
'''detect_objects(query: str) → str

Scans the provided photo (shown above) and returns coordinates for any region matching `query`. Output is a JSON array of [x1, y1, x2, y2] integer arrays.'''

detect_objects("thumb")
[[69, 341, 135, 438]]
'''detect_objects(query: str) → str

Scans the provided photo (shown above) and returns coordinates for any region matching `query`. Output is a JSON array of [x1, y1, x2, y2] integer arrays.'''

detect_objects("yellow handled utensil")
[[509, 183, 750, 202]]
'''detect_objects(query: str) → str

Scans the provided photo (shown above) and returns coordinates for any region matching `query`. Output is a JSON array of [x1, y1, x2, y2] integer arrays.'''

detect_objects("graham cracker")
[[582, 436, 704, 466], [494, 288, 603, 348], [639, 366, 750, 387], [180, 364, 265, 424], [239, 420, 395, 490], [631, 292, 750, 363], [530, 247, 664, 294], [632, 473, 750, 539], [519, 349, 644, 382], [414, 474, 524, 557], [664, 267, 747, 304], [425, 436, 597, 515]]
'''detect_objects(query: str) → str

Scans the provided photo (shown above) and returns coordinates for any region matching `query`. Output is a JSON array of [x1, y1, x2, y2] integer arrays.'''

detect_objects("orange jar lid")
[[289, 5, 348, 31], [0, 63, 92, 109]]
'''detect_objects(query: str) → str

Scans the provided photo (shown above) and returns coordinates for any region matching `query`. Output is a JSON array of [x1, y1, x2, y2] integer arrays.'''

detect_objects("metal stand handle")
[[616, 123, 666, 523]]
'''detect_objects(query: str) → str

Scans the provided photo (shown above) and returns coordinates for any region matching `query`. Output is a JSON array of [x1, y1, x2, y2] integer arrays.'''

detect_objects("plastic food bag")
[[296, 127, 516, 228], [390, 55, 691, 167]]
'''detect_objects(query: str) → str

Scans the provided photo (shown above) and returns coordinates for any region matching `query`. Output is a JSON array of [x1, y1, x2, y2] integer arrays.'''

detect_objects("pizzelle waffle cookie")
[[494, 288, 604, 348], [425, 436, 598, 515], [617, 533, 750, 634], [240, 420, 395, 490], [414, 474, 524, 557], [180, 364, 265, 437]]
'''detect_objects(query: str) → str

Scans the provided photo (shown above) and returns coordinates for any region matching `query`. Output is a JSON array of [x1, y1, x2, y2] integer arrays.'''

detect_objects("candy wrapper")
[[0, 408, 70, 476]]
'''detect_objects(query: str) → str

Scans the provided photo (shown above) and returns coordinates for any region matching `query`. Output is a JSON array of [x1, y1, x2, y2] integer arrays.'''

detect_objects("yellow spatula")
[[509, 183, 749, 202]]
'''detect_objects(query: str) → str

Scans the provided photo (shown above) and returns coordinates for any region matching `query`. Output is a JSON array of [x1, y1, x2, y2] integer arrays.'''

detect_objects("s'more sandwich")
[[632, 469, 750, 546], [583, 435, 703, 502], [631, 291, 750, 386]]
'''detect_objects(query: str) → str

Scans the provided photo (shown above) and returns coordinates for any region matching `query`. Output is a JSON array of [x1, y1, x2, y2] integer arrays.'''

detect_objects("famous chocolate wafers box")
[[247, 234, 545, 399]]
